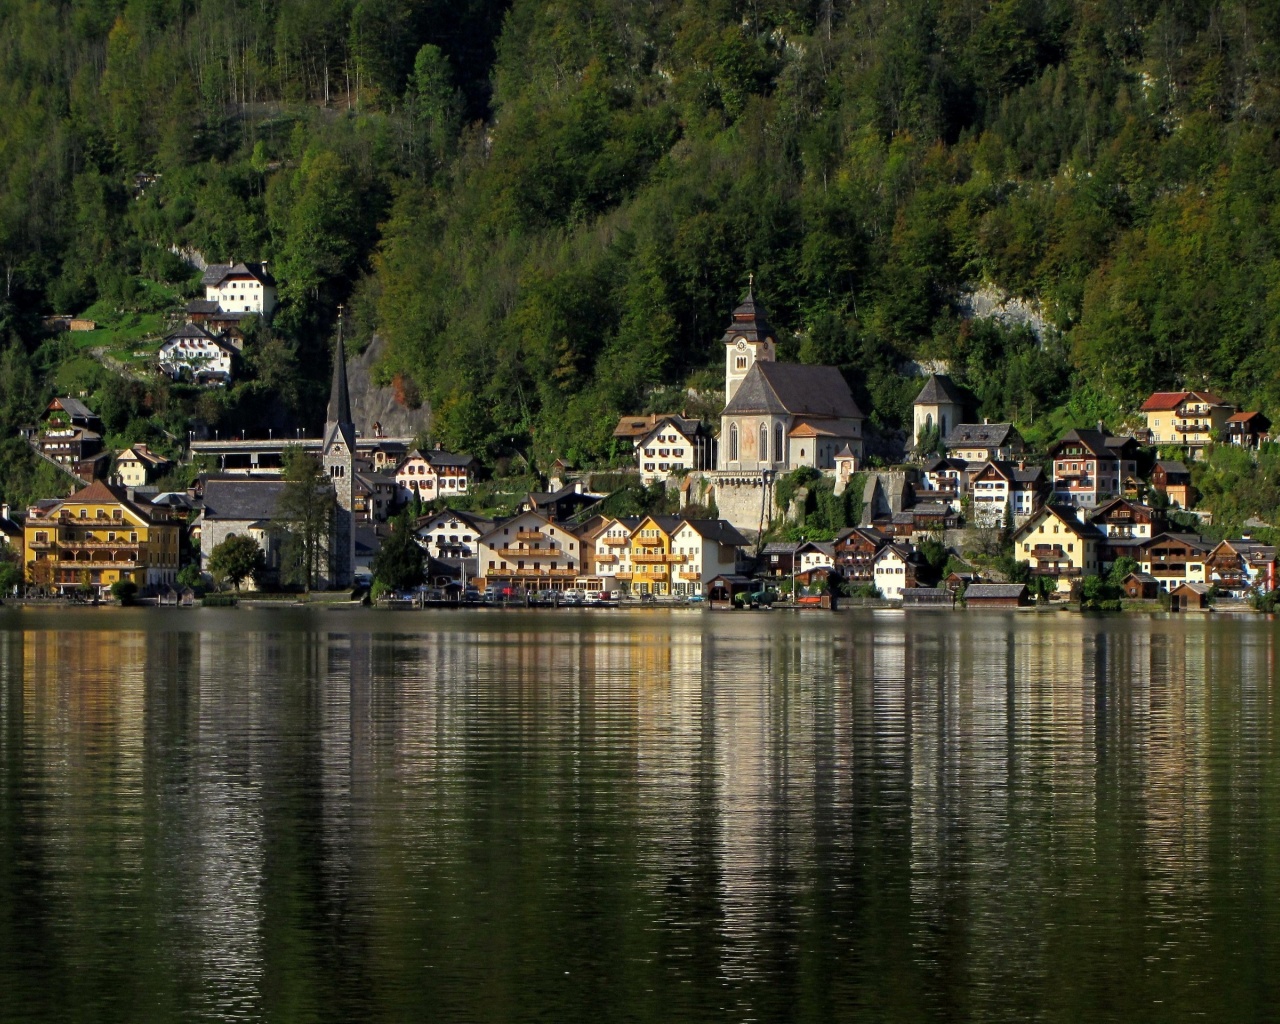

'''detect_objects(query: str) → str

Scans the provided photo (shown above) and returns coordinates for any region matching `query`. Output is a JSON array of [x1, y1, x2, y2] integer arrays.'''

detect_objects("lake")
[[0, 606, 1276, 1023]]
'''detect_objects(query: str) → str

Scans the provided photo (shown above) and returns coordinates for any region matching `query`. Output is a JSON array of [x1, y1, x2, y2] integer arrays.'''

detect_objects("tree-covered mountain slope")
[[2, 0, 1280, 480]]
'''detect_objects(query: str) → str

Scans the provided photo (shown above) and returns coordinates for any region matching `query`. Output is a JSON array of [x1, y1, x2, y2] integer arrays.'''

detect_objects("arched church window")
[[729, 424, 739, 462], [759, 425, 768, 463], [774, 424, 784, 463]]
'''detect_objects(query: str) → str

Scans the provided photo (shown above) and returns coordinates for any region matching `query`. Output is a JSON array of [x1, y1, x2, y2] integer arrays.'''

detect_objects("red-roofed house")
[[1140, 391, 1233, 452], [1224, 411, 1271, 450]]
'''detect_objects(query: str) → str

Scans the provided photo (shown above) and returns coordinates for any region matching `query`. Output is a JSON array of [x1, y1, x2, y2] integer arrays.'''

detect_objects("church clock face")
[[736, 339, 747, 351]]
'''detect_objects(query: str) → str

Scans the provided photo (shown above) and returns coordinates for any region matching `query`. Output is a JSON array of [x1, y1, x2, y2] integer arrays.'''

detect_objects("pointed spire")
[[747, 271, 754, 300], [327, 306, 353, 429]]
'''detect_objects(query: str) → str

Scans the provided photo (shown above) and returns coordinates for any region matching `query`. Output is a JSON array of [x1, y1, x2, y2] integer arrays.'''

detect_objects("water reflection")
[[0, 608, 1277, 1022]]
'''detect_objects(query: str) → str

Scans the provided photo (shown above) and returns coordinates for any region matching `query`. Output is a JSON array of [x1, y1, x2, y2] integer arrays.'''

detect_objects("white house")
[[967, 460, 1046, 527], [394, 448, 478, 504], [667, 518, 748, 595], [201, 262, 278, 316], [413, 508, 493, 561], [795, 540, 836, 574], [873, 544, 919, 601], [592, 516, 641, 589], [617, 414, 713, 485], [477, 511, 583, 591], [158, 324, 236, 384]]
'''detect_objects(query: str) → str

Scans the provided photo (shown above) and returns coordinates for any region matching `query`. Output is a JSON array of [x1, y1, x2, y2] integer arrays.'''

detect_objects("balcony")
[[632, 553, 668, 564], [27, 540, 52, 550], [594, 554, 617, 564], [1032, 566, 1081, 578], [516, 530, 545, 541], [603, 536, 628, 546], [614, 572, 634, 580], [60, 541, 142, 552], [679, 571, 701, 580], [495, 546, 563, 558], [1031, 544, 1065, 558]]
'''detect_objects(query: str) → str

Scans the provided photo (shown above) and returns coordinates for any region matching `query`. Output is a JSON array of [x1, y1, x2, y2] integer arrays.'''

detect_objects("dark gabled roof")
[[1155, 459, 1191, 475], [200, 478, 287, 522], [835, 526, 887, 546], [185, 299, 221, 314], [44, 479, 157, 522], [723, 361, 862, 419], [415, 507, 494, 533], [1149, 531, 1212, 552], [201, 261, 276, 287], [913, 374, 966, 406], [1122, 572, 1160, 584], [1052, 428, 1137, 459], [965, 583, 1028, 599], [945, 422, 1019, 449], [763, 541, 801, 554], [426, 450, 477, 469], [46, 397, 98, 423], [911, 502, 953, 516], [674, 518, 749, 547]]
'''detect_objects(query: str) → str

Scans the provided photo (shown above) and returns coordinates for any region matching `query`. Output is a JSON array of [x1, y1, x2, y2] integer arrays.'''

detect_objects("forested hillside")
[[2, 0, 1280, 486]]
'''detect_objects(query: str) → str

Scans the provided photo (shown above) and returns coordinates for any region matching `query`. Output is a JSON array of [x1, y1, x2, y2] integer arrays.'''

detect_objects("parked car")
[[462, 586, 483, 604]]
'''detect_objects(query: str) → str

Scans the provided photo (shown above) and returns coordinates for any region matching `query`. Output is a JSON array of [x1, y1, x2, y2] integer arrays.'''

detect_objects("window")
[[735, 356, 747, 370], [759, 424, 768, 462], [729, 424, 739, 462], [774, 423, 784, 463]]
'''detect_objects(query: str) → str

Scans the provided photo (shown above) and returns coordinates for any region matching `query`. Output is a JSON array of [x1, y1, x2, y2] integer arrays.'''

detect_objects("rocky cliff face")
[[347, 334, 432, 439]]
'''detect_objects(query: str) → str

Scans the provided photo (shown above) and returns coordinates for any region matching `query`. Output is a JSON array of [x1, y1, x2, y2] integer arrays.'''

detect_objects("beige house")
[[622, 415, 714, 485], [667, 518, 748, 595], [1012, 505, 1105, 594], [114, 445, 172, 488], [944, 422, 1024, 462], [1140, 391, 1233, 452], [393, 448, 477, 504], [477, 511, 582, 590], [873, 544, 918, 601], [202, 261, 278, 316]]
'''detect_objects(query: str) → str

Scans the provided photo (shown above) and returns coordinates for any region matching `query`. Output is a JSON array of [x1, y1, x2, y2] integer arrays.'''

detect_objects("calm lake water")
[[0, 606, 1277, 1023]]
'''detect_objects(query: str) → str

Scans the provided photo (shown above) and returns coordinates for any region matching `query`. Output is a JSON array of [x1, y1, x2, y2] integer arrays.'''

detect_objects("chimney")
[[1, 504, 9, 522], [434, 441, 443, 451], [984, 417, 989, 425], [1097, 419, 1105, 434], [1018, 460, 1025, 471]]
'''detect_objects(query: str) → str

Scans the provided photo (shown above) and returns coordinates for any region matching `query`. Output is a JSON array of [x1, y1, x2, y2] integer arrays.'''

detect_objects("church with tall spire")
[[322, 310, 357, 588]]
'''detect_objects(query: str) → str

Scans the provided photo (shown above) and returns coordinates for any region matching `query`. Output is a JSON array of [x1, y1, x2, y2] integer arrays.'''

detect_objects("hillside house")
[[615, 414, 714, 485], [873, 543, 921, 601], [414, 508, 494, 562], [967, 460, 1046, 526], [1206, 538, 1276, 597], [1150, 460, 1193, 508], [944, 422, 1025, 462], [1049, 428, 1139, 508], [158, 323, 236, 384], [202, 261, 277, 316], [114, 445, 173, 488], [477, 512, 582, 591], [1137, 533, 1211, 590], [1225, 411, 1271, 449], [393, 448, 477, 504], [1141, 391, 1233, 452]]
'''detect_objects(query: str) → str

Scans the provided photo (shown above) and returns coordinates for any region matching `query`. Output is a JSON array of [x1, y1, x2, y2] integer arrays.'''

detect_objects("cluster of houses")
[[156, 261, 277, 386], [11, 284, 1280, 604]]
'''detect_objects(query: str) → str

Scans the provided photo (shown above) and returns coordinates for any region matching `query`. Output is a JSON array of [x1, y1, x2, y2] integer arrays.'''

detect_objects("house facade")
[[414, 509, 493, 562], [197, 477, 288, 584], [1137, 533, 1211, 589], [1049, 428, 1139, 508], [477, 511, 583, 591], [627, 415, 714, 485], [1225, 411, 1271, 449], [393, 448, 477, 504], [668, 519, 747, 595], [158, 323, 236, 384], [1151, 460, 1193, 508], [23, 481, 181, 596], [1012, 505, 1105, 594], [1140, 391, 1233, 451], [968, 460, 1045, 527], [833, 527, 887, 584], [202, 261, 278, 316], [873, 544, 919, 601], [114, 445, 172, 488], [1206, 538, 1277, 597]]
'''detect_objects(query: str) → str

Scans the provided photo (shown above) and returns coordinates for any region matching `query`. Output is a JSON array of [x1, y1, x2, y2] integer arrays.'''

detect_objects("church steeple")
[[326, 310, 354, 441], [722, 275, 776, 403], [322, 307, 356, 589]]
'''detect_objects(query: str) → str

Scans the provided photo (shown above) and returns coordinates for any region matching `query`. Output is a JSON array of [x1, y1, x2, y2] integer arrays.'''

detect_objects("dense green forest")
[[3, 0, 1280, 503]]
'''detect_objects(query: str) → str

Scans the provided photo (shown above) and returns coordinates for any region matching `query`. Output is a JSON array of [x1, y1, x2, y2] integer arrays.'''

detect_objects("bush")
[[110, 580, 138, 605]]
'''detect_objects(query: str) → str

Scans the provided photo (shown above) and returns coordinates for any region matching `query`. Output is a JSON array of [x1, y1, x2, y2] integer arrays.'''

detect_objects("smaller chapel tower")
[[322, 312, 357, 588], [723, 277, 776, 403]]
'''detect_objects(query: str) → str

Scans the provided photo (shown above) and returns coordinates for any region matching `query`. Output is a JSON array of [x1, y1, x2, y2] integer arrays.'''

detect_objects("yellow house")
[[626, 515, 685, 596], [1140, 391, 1233, 451], [24, 480, 181, 596], [1011, 505, 1104, 594], [113, 444, 172, 488]]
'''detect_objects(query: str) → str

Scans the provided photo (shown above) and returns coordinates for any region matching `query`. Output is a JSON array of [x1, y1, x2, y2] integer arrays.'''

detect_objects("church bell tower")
[[722, 275, 776, 403], [322, 310, 356, 588]]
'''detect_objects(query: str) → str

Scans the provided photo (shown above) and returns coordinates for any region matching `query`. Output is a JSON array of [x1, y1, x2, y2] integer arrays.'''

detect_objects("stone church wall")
[[681, 472, 780, 535]]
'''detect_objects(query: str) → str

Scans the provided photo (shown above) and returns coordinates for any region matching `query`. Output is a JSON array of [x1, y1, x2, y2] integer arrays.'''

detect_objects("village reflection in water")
[[0, 609, 1276, 1022]]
